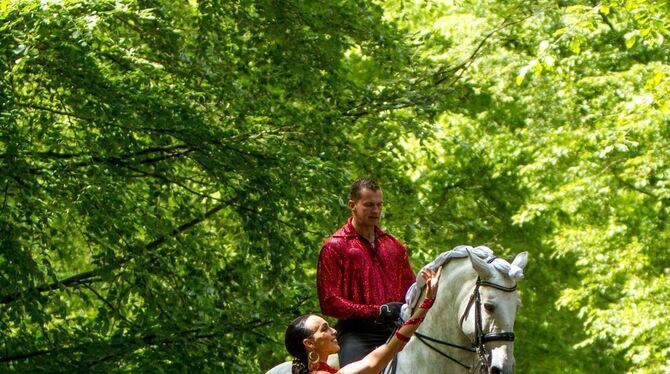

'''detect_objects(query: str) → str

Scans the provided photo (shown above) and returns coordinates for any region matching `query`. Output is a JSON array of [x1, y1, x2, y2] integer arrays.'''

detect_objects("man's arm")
[[317, 243, 379, 320]]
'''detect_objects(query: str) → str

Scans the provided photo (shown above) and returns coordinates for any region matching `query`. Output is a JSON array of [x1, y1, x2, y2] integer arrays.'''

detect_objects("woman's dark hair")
[[285, 314, 314, 374]]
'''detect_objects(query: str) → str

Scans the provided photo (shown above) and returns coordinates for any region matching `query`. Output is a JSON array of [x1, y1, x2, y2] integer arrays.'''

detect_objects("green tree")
[[0, 0, 466, 371], [3, 0, 668, 372], [378, 1, 669, 372]]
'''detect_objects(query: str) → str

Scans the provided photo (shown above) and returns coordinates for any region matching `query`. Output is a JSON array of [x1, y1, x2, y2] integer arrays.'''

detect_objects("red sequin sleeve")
[[317, 242, 380, 320]]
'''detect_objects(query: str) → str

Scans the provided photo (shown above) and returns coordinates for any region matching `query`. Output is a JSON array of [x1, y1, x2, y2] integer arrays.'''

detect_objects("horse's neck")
[[426, 258, 475, 341], [397, 258, 476, 373]]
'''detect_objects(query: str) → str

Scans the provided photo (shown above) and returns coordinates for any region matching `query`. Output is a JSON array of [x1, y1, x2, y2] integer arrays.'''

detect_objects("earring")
[[308, 350, 320, 364]]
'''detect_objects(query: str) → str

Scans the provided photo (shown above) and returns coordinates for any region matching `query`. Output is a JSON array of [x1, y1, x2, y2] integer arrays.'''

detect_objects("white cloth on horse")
[[400, 245, 525, 321]]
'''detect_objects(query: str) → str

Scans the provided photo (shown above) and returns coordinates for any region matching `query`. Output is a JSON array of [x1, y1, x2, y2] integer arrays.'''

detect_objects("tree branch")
[[589, 0, 617, 32], [33, 145, 192, 163], [15, 102, 95, 122], [1, 181, 8, 214], [0, 319, 272, 364], [0, 202, 227, 305], [598, 11, 616, 32], [613, 173, 664, 201], [116, 163, 224, 202], [80, 283, 138, 329], [344, 15, 530, 119]]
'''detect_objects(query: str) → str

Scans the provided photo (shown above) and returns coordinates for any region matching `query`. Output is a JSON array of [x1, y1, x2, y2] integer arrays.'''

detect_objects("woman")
[[285, 267, 441, 374]]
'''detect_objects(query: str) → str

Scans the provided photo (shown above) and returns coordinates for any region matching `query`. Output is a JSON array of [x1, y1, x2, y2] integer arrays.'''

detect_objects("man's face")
[[349, 188, 383, 228]]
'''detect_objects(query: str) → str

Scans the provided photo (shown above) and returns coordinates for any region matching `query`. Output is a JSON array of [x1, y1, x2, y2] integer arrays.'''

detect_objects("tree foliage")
[[387, 1, 670, 371], [1, 0, 668, 373], [0, 0, 419, 371]]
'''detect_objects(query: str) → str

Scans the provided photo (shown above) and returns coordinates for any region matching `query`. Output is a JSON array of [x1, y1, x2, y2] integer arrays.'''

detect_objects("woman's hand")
[[420, 266, 442, 300]]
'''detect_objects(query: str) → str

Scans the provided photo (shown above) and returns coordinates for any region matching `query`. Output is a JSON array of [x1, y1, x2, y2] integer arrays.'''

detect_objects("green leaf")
[[625, 32, 638, 48]]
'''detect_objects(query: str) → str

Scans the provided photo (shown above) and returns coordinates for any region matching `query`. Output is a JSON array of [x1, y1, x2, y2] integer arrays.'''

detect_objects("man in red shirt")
[[317, 179, 416, 366]]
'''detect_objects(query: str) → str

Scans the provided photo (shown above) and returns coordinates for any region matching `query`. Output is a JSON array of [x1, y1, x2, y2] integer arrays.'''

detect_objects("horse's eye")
[[484, 303, 496, 312]]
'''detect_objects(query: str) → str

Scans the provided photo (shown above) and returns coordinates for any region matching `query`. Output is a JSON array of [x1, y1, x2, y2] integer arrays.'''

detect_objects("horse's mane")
[[400, 245, 525, 320]]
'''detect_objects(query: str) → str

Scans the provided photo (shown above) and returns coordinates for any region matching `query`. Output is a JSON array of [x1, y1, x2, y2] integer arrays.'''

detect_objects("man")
[[317, 179, 416, 366]]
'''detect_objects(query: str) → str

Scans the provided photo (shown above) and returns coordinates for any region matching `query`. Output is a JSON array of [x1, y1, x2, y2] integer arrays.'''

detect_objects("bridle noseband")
[[413, 259, 517, 372]]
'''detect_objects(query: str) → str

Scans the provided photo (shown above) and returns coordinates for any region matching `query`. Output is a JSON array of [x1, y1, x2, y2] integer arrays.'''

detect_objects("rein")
[[412, 259, 517, 372]]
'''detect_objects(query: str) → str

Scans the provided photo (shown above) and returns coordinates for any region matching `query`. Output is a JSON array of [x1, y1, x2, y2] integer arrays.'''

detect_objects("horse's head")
[[459, 250, 528, 374]]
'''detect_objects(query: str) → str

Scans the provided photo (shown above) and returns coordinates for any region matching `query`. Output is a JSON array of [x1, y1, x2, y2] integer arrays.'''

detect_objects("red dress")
[[317, 218, 415, 320], [311, 361, 338, 373]]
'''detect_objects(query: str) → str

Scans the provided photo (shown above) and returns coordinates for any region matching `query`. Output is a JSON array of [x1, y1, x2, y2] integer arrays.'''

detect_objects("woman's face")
[[304, 315, 339, 355]]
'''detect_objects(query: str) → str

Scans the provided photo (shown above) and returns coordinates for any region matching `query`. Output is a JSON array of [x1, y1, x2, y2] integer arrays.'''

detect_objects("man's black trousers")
[[335, 319, 396, 367]]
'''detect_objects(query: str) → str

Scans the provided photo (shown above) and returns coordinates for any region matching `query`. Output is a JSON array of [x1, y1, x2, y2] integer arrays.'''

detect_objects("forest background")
[[1, 0, 668, 372]]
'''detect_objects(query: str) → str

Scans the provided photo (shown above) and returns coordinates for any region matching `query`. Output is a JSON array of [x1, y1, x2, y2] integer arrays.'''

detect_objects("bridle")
[[413, 258, 517, 372]]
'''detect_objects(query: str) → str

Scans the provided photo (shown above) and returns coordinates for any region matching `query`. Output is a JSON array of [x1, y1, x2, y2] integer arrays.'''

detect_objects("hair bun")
[[291, 358, 308, 374]]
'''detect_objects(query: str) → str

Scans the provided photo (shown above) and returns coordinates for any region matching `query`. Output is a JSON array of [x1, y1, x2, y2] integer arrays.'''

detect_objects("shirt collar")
[[342, 217, 386, 239]]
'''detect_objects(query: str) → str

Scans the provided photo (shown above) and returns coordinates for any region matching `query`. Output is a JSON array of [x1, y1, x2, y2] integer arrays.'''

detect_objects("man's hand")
[[379, 302, 403, 322]]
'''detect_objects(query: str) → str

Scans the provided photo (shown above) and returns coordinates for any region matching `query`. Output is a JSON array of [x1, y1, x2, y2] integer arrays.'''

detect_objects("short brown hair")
[[350, 179, 380, 201]]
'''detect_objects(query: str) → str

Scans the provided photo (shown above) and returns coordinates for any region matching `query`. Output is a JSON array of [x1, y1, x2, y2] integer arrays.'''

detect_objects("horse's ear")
[[467, 249, 495, 279], [511, 252, 528, 270]]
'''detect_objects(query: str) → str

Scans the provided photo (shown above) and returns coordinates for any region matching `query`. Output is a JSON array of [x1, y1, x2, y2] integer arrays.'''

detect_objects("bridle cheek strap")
[[462, 278, 517, 347]]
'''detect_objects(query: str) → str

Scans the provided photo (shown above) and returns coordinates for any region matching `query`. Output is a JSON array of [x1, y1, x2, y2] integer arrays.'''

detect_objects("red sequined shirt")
[[317, 218, 415, 320]]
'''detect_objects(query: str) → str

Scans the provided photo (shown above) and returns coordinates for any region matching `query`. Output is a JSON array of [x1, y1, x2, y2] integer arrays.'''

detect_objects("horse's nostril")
[[490, 367, 502, 374]]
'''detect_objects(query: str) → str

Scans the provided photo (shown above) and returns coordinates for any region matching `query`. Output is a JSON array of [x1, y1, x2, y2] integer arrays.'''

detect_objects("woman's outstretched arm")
[[335, 267, 442, 374]]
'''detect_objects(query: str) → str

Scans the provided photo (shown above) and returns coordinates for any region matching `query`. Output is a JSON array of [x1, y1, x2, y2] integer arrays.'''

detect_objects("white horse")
[[267, 246, 527, 374], [391, 245, 527, 373]]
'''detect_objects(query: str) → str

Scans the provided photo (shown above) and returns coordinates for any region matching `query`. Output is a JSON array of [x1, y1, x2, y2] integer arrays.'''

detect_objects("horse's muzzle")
[[489, 363, 514, 374]]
